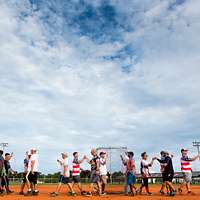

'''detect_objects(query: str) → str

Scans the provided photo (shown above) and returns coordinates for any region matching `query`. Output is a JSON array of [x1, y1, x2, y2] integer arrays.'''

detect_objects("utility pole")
[[193, 141, 200, 160], [0, 143, 8, 152]]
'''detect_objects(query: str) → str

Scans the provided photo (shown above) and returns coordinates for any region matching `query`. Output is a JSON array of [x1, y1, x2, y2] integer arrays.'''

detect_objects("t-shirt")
[[99, 157, 107, 176], [0, 155, 4, 173], [90, 156, 100, 172], [157, 156, 174, 174], [181, 156, 192, 173], [127, 158, 136, 175], [72, 158, 81, 176], [140, 159, 151, 178], [24, 158, 29, 173], [28, 154, 38, 172], [60, 158, 70, 177], [4, 160, 11, 175]]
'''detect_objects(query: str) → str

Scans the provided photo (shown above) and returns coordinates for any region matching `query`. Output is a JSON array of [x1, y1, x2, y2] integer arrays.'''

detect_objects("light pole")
[[0, 143, 8, 152], [193, 141, 200, 160]]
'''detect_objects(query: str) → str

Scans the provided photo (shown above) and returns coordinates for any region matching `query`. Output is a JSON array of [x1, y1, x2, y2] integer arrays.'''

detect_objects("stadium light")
[[0, 142, 8, 151], [193, 141, 200, 160]]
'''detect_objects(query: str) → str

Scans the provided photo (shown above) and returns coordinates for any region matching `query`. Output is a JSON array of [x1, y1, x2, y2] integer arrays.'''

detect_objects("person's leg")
[[67, 183, 75, 194], [25, 172, 31, 192], [144, 178, 151, 194]]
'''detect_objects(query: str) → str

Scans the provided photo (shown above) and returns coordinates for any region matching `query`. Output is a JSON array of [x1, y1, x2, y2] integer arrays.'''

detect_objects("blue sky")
[[0, 0, 200, 173]]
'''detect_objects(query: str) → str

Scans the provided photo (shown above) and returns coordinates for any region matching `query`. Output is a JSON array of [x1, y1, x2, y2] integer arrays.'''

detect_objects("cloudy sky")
[[0, 0, 200, 173]]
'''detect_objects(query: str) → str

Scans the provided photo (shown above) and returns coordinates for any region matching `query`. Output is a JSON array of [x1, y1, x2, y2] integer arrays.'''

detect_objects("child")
[[138, 152, 155, 195], [71, 152, 86, 195], [178, 149, 200, 194], [99, 151, 108, 195], [126, 152, 137, 196], [51, 153, 75, 197]]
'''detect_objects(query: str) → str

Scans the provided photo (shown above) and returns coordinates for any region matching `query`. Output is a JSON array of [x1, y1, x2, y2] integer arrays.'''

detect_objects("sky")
[[0, 0, 200, 174]]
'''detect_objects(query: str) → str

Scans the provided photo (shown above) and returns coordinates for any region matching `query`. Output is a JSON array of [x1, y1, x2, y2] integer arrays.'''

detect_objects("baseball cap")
[[31, 147, 37, 151]]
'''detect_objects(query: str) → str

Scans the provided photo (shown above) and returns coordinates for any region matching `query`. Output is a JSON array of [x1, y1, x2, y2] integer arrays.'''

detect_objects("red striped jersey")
[[72, 162, 80, 176], [181, 156, 192, 173]]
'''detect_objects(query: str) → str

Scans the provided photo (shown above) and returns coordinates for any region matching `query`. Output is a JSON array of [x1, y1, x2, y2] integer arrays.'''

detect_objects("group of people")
[[0, 148, 39, 196], [0, 147, 199, 197], [120, 149, 200, 196]]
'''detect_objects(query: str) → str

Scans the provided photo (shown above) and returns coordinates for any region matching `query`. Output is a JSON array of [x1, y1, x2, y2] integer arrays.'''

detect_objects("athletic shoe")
[[0, 190, 5, 196], [169, 190, 177, 196], [19, 192, 24, 195], [178, 188, 183, 194], [160, 190, 165, 195], [24, 191, 33, 196], [85, 192, 92, 197], [68, 192, 76, 196], [81, 191, 88, 195], [147, 192, 152, 195], [32, 191, 39, 196], [50, 192, 59, 197], [188, 191, 192, 194]]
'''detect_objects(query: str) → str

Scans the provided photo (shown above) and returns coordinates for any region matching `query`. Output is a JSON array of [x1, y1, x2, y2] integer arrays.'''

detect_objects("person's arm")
[[96, 159, 100, 172], [120, 155, 127, 166], [84, 156, 91, 164], [63, 164, 68, 177], [189, 154, 200, 161], [31, 160, 35, 174], [78, 157, 85, 164]]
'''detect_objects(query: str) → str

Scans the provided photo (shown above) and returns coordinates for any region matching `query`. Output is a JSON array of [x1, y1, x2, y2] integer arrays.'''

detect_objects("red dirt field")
[[2, 184, 200, 200]]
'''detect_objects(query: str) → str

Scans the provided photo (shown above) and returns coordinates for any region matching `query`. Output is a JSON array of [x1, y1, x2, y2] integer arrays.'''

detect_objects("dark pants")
[[1, 176, 9, 190]]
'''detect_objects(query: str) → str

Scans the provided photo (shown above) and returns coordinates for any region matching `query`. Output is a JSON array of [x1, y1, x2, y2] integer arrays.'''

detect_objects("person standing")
[[126, 152, 137, 196], [50, 152, 75, 197], [71, 152, 86, 195], [85, 148, 102, 196], [120, 152, 129, 194], [1, 153, 15, 194], [19, 151, 31, 195], [155, 151, 177, 196], [99, 151, 108, 195], [25, 148, 39, 196], [0, 150, 5, 195], [178, 149, 200, 194], [138, 152, 155, 195]]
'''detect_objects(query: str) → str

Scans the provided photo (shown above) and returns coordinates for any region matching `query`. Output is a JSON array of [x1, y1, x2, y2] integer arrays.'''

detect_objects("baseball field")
[[1, 184, 200, 200]]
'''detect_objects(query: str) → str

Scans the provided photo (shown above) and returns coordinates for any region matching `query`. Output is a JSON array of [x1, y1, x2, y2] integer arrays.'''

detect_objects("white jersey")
[[60, 158, 70, 177], [28, 154, 38, 172], [99, 157, 107, 176]]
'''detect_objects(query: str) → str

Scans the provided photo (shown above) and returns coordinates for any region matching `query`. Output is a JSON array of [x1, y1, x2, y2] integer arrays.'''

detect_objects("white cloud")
[[0, 0, 200, 173]]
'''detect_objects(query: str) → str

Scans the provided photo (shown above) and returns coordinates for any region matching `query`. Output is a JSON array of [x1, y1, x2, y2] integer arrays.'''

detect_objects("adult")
[[178, 149, 200, 194]]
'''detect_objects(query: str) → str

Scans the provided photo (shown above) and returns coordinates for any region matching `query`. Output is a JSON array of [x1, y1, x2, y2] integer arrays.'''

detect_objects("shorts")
[[27, 172, 38, 185], [127, 172, 136, 185], [183, 172, 192, 183], [100, 175, 108, 184], [59, 175, 72, 184], [72, 175, 81, 183], [163, 172, 174, 182], [90, 170, 100, 183]]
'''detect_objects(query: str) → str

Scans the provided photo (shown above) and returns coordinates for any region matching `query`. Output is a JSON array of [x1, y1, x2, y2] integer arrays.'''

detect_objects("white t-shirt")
[[28, 154, 38, 172], [60, 158, 70, 177], [99, 157, 107, 176]]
